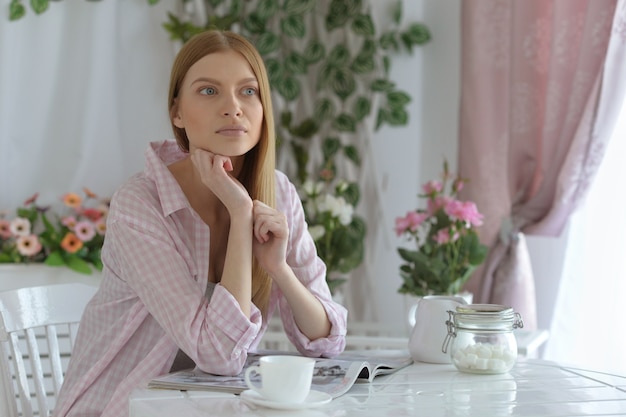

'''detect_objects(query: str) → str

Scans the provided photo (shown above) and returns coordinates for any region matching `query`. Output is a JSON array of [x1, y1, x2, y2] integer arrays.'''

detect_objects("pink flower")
[[0, 220, 11, 239], [82, 208, 103, 222], [62, 216, 77, 229], [16, 234, 42, 256], [433, 229, 451, 244], [422, 180, 443, 195], [95, 218, 107, 235], [9, 217, 31, 237], [395, 211, 428, 236], [445, 200, 484, 226], [428, 196, 452, 215], [74, 221, 96, 242]]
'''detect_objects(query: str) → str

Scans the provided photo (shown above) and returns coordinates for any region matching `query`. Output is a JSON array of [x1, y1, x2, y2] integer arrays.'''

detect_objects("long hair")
[[167, 30, 275, 316]]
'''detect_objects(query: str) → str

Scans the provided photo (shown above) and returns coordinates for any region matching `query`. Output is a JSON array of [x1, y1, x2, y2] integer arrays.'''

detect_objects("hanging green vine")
[[7, 0, 431, 292]]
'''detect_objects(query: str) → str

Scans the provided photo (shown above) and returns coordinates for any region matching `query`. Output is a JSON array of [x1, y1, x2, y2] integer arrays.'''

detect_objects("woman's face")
[[172, 50, 263, 157]]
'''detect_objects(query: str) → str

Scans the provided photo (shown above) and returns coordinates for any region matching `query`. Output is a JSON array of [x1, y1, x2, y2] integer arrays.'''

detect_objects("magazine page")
[[335, 349, 413, 381], [147, 350, 412, 397]]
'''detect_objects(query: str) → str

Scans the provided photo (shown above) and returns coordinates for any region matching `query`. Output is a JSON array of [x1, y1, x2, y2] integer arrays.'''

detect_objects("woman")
[[53, 30, 347, 417]]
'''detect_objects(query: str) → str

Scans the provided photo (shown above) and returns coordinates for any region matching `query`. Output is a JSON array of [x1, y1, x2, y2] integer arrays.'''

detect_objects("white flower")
[[9, 217, 31, 237], [308, 224, 326, 241], [319, 194, 354, 226], [302, 180, 325, 196]]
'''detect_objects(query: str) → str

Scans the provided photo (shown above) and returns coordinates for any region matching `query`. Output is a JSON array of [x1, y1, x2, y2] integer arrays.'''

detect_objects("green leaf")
[[30, 0, 48, 15], [353, 96, 371, 121], [314, 98, 335, 122], [275, 76, 301, 101], [264, 58, 283, 83], [401, 23, 432, 50], [284, 52, 308, 74], [387, 91, 411, 106], [9, 0, 26, 20], [290, 142, 309, 184], [281, 14, 306, 38], [375, 108, 389, 130], [351, 14, 375, 36], [290, 118, 318, 138], [283, 0, 315, 15], [280, 111, 293, 128], [327, 45, 350, 67], [379, 32, 399, 51], [385, 107, 409, 125], [360, 39, 376, 57], [370, 79, 395, 92], [332, 113, 356, 132], [343, 145, 361, 166], [340, 181, 361, 205], [44, 251, 65, 266], [303, 40, 325, 64], [244, 12, 267, 34], [331, 68, 356, 100], [392, 0, 402, 24], [350, 53, 375, 74], [66, 256, 92, 274], [325, 10, 349, 31], [255, 32, 280, 55], [316, 63, 335, 90], [256, 0, 279, 20], [322, 137, 341, 160], [147, 0, 160, 5]]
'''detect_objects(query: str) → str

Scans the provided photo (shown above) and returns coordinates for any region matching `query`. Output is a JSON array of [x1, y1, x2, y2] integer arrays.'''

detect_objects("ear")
[[171, 99, 184, 128]]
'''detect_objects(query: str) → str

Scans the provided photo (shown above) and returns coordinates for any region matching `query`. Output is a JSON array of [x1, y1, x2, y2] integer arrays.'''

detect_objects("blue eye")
[[200, 87, 216, 95], [242, 87, 257, 96]]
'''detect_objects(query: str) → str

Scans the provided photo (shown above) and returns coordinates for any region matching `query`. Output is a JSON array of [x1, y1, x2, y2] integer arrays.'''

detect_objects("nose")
[[222, 94, 242, 117]]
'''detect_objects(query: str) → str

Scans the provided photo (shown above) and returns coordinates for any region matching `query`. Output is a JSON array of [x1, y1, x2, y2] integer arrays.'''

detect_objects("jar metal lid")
[[442, 304, 524, 353]]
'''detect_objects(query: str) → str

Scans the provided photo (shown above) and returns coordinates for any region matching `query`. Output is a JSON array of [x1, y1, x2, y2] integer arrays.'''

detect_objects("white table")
[[130, 358, 626, 416]]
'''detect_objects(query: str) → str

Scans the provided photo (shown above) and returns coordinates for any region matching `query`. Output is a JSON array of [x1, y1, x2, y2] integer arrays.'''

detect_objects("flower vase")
[[0, 264, 102, 293], [405, 291, 473, 329]]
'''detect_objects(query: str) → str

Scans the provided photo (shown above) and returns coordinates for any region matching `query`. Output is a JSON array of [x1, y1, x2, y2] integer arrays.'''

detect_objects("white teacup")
[[244, 355, 315, 403]]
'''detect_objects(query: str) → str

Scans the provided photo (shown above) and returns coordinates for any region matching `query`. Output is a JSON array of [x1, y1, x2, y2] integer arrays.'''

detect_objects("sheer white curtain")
[[545, 98, 626, 374], [0, 0, 176, 208], [544, 0, 626, 372]]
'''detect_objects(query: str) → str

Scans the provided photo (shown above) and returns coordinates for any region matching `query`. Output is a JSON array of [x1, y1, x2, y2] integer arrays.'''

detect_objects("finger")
[[211, 154, 233, 172]]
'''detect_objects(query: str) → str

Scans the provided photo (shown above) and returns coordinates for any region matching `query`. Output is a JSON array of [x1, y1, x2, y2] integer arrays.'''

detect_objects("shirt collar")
[[144, 140, 190, 217]]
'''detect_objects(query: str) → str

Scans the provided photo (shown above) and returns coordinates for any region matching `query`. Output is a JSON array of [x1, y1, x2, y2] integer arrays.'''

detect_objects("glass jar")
[[443, 304, 524, 374]]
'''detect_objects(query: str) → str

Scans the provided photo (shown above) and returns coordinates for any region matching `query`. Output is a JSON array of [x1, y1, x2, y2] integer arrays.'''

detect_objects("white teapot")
[[408, 295, 468, 363]]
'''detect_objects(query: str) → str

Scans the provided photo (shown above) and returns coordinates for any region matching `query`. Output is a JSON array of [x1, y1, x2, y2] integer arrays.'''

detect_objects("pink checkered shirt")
[[52, 140, 347, 417]]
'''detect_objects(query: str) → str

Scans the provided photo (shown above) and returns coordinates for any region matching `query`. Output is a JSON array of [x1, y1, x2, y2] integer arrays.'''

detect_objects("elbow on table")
[[195, 350, 247, 377]]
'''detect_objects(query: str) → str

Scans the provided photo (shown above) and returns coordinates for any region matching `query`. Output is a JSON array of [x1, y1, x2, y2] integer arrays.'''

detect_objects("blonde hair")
[[168, 30, 276, 316]]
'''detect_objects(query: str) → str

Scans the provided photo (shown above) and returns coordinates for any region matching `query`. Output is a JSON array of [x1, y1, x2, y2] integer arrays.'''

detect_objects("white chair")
[[0, 283, 97, 417]]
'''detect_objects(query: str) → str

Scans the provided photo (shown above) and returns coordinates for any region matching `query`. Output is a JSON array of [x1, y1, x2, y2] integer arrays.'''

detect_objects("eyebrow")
[[190, 77, 258, 86]]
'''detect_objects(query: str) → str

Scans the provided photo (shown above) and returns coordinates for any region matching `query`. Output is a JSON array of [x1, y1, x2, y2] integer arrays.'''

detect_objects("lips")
[[216, 125, 247, 136]]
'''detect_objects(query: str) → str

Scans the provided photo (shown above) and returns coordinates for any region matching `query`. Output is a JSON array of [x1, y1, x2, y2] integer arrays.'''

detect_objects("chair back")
[[0, 283, 97, 417]]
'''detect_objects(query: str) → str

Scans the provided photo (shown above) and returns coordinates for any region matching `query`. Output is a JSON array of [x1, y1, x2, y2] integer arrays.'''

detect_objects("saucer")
[[240, 389, 332, 410]]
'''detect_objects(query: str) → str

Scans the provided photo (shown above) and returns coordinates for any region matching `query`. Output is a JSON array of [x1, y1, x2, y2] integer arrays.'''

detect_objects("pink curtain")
[[458, 0, 622, 329]]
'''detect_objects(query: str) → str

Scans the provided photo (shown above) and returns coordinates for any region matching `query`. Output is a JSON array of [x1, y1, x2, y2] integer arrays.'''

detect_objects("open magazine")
[[147, 349, 413, 399]]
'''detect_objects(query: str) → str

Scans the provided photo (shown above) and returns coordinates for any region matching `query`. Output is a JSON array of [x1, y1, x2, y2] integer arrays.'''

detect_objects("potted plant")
[[300, 177, 366, 293], [394, 160, 488, 298], [0, 189, 109, 274]]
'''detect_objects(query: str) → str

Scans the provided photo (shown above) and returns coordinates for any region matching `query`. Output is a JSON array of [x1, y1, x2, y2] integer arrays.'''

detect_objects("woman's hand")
[[252, 200, 289, 277], [190, 149, 251, 213]]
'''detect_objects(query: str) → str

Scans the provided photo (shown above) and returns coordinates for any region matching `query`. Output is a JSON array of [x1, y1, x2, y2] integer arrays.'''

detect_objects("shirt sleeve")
[[273, 172, 348, 357], [106, 183, 260, 376]]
